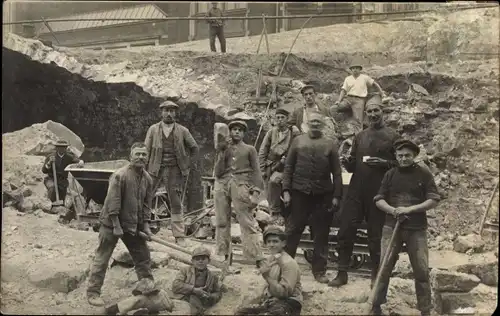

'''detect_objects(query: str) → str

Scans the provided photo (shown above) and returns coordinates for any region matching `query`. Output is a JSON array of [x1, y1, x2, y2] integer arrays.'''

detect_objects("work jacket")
[[171, 266, 222, 302], [145, 122, 199, 177], [258, 126, 299, 178]]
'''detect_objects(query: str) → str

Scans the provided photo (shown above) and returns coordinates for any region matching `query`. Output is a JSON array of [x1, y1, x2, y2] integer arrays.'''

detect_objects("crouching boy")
[[172, 247, 222, 315], [235, 226, 303, 316], [371, 139, 441, 316]]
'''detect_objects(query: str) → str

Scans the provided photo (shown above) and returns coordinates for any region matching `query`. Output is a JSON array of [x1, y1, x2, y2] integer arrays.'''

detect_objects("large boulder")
[[433, 292, 475, 315], [2, 120, 84, 158], [453, 234, 486, 254], [451, 253, 498, 286], [430, 269, 480, 292]]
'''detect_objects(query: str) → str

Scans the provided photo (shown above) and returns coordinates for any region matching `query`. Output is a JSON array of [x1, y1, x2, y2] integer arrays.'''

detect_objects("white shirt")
[[300, 104, 319, 133], [341, 74, 375, 98]]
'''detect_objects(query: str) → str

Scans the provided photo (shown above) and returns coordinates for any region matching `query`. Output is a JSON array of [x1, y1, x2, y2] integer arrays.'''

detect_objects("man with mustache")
[[282, 113, 343, 284], [87, 142, 154, 307], [145, 101, 199, 247], [258, 108, 300, 222], [329, 102, 400, 290], [214, 120, 264, 261]]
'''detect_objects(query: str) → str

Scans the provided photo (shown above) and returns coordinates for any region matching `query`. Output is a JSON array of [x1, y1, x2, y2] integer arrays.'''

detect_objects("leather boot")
[[370, 305, 383, 315], [313, 273, 329, 284], [328, 271, 348, 287]]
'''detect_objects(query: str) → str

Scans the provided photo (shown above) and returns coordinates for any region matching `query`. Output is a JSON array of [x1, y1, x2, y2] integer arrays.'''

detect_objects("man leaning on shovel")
[[370, 139, 441, 316], [41, 139, 84, 204]]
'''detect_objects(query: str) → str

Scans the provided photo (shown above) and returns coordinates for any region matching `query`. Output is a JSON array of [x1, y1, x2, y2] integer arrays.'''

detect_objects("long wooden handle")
[[52, 161, 61, 201], [479, 179, 500, 235]]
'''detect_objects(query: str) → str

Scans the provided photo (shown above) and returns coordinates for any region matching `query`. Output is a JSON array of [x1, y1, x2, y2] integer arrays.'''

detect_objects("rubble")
[[434, 292, 476, 315], [451, 253, 498, 286], [430, 269, 481, 292], [453, 234, 486, 254]]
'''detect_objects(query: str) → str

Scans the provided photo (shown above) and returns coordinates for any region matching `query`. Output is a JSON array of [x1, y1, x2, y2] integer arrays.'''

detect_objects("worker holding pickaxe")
[[369, 139, 441, 316], [41, 139, 83, 203]]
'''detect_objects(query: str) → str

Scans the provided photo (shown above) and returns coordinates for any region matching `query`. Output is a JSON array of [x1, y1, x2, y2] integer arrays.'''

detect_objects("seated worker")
[[172, 247, 223, 315], [235, 226, 303, 316], [101, 278, 174, 315], [371, 139, 440, 316], [41, 139, 84, 202]]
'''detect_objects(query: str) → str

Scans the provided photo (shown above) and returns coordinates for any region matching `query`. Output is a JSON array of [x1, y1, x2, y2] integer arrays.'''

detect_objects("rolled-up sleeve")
[[282, 139, 298, 192], [373, 169, 393, 203], [341, 78, 349, 92], [423, 170, 441, 202], [105, 173, 122, 216], [267, 261, 300, 298]]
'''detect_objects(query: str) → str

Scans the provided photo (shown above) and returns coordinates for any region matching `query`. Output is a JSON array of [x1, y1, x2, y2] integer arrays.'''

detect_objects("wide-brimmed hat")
[[349, 63, 363, 70], [159, 100, 179, 109], [54, 140, 69, 147], [394, 139, 420, 155], [228, 120, 248, 131]]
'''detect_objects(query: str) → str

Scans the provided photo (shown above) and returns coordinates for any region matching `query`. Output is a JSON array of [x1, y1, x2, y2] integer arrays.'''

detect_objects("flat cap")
[[349, 63, 363, 70], [54, 140, 69, 147], [300, 84, 315, 94], [192, 246, 211, 258], [275, 108, 290, 116], [394, 139, 420, 155], [159, 100, 179, 109], [228, 120, 248, 131], [263, 225, 286, 241]]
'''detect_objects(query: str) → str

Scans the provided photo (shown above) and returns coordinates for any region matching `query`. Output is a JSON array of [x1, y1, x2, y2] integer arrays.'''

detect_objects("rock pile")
[[431, 268, 481, 314]]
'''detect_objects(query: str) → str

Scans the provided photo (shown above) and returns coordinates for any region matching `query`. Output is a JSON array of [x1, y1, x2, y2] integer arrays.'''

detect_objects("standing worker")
[[214, 120, 264, 262], [41, 139, 83, 203], [372, 139, 440, 316], [282, 113, 343, 284], [87, 143, 155, 307], [145, 100, 199, 247], [206, 2, 226, 53], [258, 109, 300, 222], [329, 102, 400, 288], [289, 85, 333, 134], [334, 62, 386, 134]]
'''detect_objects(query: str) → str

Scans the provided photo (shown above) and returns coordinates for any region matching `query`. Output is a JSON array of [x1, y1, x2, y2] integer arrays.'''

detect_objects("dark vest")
[[161, 130, 177, 167]]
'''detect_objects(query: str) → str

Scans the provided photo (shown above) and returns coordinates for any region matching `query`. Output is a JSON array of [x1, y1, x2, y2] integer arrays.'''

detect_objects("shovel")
[[51, 161, 64, 207], [365, 215, 407, 314]]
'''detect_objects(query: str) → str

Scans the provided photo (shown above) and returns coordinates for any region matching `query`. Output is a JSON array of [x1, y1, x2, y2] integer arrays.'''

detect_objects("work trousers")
[[285, 189, 334, 276], [336, 197, 385, 277], [209, 26, 226, 53], [152, 165, 187, 238], [87, 225, 153, 296], [266, 171, 284, 216], [235, 297, 302, 316], [43, 177, 69, 202], [181, 295, 217, 316], [340, 95, 366, 134], [373, 226, 432, 314], [214, 177, 262, 260]]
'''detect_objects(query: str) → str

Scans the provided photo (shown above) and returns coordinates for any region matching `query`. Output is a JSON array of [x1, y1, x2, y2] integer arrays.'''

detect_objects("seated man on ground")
[[235, 226, 303, 316], [172, 247, 223, 315]]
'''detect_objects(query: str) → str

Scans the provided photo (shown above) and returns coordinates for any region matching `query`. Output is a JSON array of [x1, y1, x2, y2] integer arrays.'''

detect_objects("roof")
[[39, 4, 168, 34]]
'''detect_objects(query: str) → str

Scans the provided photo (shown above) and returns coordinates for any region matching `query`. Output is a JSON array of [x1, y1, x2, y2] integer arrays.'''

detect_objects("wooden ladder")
[[479, 179, 499, 235]]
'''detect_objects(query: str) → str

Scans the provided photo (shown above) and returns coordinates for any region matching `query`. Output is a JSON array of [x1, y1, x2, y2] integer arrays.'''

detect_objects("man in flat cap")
[[330, 102, 400, 288], [42, 139, 84, 203], [235, 226, 303, 316], [258, 108, 300, 222], [206, 2, 226, 53], [172, 246, 223, 315], [214, 120, 264, 261], [371, 139, 440, 316], [282, 112, 343, 284], [145, 100, 199, 247], [335, 62, 386, 134], [289, 85, 335, 135]]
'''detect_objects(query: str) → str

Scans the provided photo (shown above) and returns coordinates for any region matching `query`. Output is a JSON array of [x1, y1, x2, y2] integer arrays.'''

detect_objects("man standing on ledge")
[[87, 142, 154, 307], [282, 113, 343, 284], [145, 100, 199, 247], [206, 2, 226, 53], [288, 85, 333, 134], [214, 120, 264, 261], [335, 62, 386, 134]]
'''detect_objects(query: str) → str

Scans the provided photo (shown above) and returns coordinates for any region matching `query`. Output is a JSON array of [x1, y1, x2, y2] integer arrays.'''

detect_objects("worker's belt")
[[346, 95, 367, 99]]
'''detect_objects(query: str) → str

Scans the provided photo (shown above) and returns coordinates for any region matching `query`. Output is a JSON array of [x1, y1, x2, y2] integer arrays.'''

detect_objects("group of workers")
[[43, 62, 439, 316]]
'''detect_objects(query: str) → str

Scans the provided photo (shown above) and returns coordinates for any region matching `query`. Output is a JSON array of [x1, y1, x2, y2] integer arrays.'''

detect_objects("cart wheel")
[[92, 223, 100, 232], [350, 254, 367, 269]]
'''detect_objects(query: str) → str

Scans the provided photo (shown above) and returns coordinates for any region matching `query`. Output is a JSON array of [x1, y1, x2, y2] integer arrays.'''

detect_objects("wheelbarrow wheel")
[[92, 223, 100, 232]]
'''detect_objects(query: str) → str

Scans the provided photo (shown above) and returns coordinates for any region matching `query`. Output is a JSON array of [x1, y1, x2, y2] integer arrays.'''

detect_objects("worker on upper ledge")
[[334, 61, 386, 135], [206, 2, 226, 53], [41, 139, 83, 203], [145, 100, 199, 247]]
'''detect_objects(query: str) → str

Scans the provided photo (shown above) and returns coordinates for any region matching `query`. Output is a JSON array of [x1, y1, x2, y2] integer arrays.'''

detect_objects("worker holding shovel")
[[41, 139, 83, 205], [369, 139, 441, 316]]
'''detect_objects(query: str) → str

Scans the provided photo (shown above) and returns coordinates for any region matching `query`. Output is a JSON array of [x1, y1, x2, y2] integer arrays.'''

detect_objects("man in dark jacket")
[[288, 85, 333, 134], [282, 113, 343, 284], [206, 2, 226, 53], [87, 142, 154, 307], [372, 139, 440, 316], [329, 102, 400, 288], [41, 140, 83, 202], [145, 100, 199, 247]]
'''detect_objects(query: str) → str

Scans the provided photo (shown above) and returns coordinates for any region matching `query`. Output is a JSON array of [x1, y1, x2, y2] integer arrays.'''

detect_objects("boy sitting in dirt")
[[235, 226, 303, 316], [171, 246, 223, 315]]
